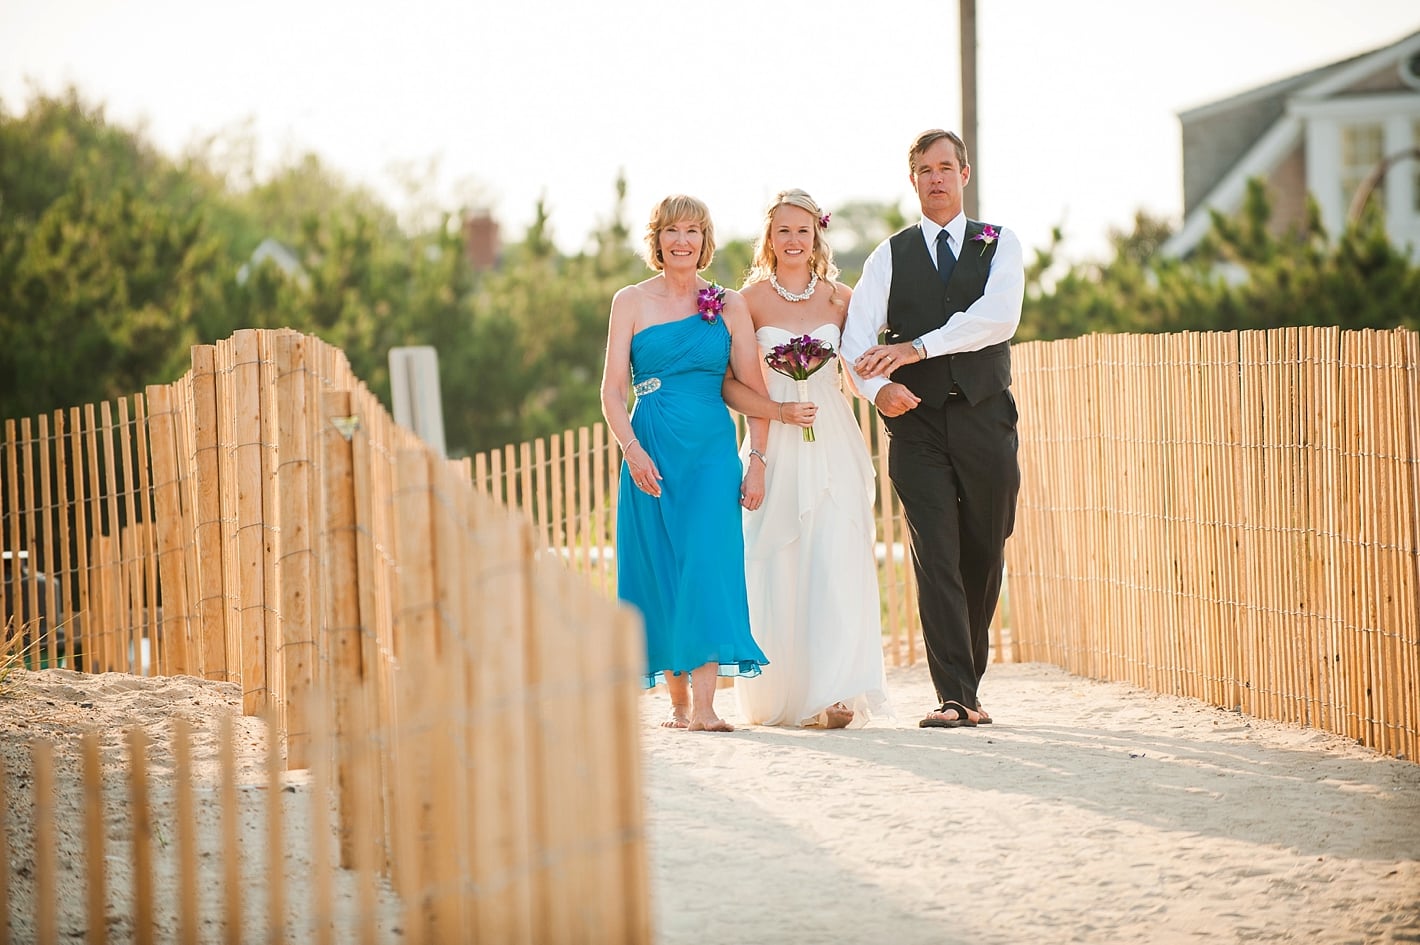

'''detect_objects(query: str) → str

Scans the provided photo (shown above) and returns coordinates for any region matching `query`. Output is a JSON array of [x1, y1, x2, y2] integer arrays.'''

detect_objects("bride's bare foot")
[[660, 705, 691, 729], [688, 714, 734, 732], [824, 702, 854, 729]]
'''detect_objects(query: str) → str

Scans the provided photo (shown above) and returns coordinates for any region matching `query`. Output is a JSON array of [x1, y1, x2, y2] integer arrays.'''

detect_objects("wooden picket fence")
[[1, 329, 649, 944], [1004, 327, 1419, 760]]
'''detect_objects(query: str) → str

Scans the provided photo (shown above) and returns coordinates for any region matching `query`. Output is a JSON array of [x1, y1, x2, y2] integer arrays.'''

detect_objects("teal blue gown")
[[616, 312, 768, 689]]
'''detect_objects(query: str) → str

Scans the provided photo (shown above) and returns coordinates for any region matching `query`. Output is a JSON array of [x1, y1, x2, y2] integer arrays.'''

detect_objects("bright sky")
[[3, 0, 1418, 262]]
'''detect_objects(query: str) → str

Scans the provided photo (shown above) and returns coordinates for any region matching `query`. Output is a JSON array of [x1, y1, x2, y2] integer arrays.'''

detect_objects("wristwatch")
[[911, 337, 927, 361], [749, 449, 768, 466]]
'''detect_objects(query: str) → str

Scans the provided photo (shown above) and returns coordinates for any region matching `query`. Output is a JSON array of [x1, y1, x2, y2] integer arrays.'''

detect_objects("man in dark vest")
[[842, 128, 1024, 728]]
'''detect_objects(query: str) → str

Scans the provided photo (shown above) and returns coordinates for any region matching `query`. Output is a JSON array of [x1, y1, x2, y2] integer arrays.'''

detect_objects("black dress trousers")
[[885, 388, 1019, 708]]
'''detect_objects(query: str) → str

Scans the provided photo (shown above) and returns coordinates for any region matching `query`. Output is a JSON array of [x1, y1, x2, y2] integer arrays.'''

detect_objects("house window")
[[1402, 50, 1420, 91], [1341, 123, 1385, 216], [1414, 121, 1420, 214]]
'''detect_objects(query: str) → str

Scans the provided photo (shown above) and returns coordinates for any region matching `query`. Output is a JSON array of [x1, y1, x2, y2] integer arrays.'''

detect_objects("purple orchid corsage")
[[697, 283, 726, 323], [972, 224, 1000, 255]]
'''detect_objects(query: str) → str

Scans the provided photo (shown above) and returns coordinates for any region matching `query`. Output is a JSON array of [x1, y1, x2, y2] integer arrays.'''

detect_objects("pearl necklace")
[[769, 270, 818, 303]]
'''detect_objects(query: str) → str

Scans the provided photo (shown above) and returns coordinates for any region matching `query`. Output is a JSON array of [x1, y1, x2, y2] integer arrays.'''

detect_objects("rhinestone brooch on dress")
[[633, 377, 661, 396], [769, 270, 818, 303]]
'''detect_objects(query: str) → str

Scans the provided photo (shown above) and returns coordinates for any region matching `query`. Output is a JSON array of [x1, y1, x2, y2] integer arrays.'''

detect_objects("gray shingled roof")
[[1178, 54, 1371, 216]]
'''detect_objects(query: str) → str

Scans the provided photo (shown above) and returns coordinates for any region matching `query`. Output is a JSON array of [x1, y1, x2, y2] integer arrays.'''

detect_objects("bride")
[[726, 189, 891, 728]]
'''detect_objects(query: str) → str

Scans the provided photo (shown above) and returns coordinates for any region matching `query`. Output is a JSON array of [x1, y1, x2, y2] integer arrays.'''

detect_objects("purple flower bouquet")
[[764, 335, 836, 442]]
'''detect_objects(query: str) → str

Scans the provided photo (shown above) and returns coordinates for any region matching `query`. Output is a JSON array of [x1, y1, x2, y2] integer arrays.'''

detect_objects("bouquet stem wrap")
[[765, 333, 835, 445], [796, 378, 815, 442]]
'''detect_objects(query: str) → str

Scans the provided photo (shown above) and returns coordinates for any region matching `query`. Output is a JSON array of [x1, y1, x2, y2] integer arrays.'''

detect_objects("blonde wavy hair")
[[641, 194, 716, 271], [744, 189, 839, 292]]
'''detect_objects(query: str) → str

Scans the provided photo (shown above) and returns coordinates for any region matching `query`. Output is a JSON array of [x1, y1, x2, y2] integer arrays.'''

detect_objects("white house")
[[236, 237, 308, 286], [1163, 27, 1420, 260]]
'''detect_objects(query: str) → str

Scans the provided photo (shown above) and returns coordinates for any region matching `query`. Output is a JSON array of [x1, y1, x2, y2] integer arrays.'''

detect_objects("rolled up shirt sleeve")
[[842, 240, 893, 402]]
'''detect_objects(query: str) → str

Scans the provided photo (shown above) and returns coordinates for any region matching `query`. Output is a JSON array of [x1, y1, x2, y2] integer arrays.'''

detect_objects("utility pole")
[[960, 0, 979, 218]]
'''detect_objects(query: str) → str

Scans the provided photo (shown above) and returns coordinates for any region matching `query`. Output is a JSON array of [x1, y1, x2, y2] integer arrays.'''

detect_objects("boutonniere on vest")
[[697, 283, 726, 323], [972, 224, 1000, 255]]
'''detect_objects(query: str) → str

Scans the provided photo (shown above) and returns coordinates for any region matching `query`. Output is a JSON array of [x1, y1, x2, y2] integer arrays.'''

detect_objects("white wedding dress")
[[737, 324, 892, 727]]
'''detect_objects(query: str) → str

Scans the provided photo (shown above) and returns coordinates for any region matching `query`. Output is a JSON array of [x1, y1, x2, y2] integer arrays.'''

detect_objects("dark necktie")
[[936, 228, 956, 286]]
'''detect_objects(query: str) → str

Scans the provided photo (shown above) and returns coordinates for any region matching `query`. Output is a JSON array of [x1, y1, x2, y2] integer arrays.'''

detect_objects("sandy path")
[[3, 660, 1416, 943], [642, 661, 1420, 945]]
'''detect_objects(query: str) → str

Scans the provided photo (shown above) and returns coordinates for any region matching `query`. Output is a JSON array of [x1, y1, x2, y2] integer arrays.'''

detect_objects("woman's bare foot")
[[660, 704, 691, 729], [686, 663, 732, 731], [688, 714, 734, 732], [824, 702, 854, 729]]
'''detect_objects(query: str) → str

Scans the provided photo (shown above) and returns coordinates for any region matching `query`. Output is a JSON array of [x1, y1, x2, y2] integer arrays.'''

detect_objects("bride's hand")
[[778, 400, 817, 428]]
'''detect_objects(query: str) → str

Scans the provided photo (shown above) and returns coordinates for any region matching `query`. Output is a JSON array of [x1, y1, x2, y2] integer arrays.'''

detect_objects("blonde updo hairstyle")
[[744, 188, 839, 292], [641, 194, 716, 271]]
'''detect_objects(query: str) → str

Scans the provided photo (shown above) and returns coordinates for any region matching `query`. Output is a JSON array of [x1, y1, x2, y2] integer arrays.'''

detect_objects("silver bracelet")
[[749, 448, 768, 466]]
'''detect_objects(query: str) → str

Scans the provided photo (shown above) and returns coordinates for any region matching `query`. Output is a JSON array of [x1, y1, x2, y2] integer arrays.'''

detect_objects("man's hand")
[[854, 342, 919, 379], [874, 382, 921, 418]]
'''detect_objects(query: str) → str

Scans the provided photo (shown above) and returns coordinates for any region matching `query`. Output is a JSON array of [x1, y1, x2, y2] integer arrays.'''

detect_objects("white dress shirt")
[[841, 211, 1025, 402]]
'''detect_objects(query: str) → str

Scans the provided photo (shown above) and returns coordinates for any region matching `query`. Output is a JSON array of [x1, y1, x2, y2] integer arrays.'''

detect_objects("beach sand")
[[644, 661, 1420, 945], [2, 660, 1417, 944], [0, 668, 401, 944]]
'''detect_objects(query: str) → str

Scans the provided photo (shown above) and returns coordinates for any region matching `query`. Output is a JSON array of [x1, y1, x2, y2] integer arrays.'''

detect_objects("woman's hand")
[[777, 400, 817, 428], [740, 458, 766, 511], [626, 441, 662, 498]]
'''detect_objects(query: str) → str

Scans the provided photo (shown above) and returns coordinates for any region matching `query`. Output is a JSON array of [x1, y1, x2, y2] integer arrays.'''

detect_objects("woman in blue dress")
[[601, 194, 795, 732]]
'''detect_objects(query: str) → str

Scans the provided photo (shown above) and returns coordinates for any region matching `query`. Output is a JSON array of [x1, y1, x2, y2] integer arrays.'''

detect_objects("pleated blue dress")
[[616, 312, 768, 688]]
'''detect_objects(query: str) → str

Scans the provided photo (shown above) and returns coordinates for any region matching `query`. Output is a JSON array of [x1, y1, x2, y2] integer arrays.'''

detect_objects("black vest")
[[884, 220, 1012, 407]]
